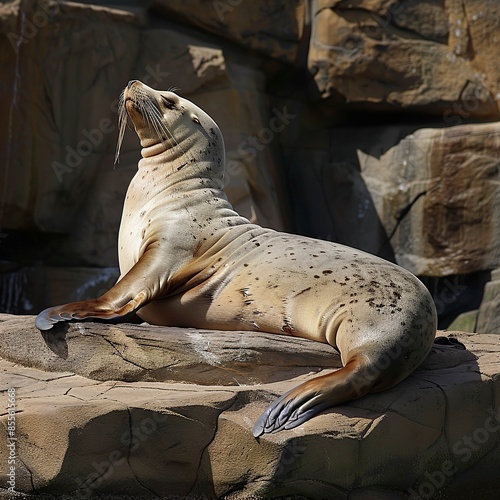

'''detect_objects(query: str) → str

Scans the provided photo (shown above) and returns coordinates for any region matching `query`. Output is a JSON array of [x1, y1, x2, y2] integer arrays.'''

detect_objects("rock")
[[0, 0, 287, 268], [451, 268, 500, 334], [447, 310, 479, 334], [152, 0, 306, 64], [0, 314, 341, 384], [364, 121, 500, 277], [288, 121, 500, 276], [0, 1, 142, 234], [1, 314, 499, 498], [308, 0, 500, 116], [477, 268, 500, 334]]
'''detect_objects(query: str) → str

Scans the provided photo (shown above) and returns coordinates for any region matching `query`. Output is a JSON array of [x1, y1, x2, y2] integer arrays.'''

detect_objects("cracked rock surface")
[[0, 314, 499, 499]]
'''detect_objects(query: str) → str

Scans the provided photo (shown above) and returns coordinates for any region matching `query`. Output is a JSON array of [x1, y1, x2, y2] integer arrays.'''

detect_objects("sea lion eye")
[[161, 96, 176, 109]]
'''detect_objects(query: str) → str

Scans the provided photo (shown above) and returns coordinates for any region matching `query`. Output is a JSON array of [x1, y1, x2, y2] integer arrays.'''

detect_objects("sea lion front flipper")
[[34, 291, 148, 331], [35, 251, 161, 331]]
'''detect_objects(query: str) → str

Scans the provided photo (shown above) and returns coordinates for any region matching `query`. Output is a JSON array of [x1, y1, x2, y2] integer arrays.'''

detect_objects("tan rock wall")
[[308, 0, 500, 115], [0, 0, 288, 265], [361, 122, 500, 276]]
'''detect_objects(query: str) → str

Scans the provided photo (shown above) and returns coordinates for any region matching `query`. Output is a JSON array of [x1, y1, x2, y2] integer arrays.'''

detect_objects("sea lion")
[[36, 80, 437, 437]]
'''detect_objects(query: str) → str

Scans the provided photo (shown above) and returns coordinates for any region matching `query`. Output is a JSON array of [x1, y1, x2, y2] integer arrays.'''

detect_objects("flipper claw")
[[252, 388, 330, 437], [35, 307, 60, 331]]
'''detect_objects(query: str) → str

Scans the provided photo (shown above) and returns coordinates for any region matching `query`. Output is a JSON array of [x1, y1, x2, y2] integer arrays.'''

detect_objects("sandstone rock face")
[[0, 0, 287, 266], [152, 0, 306, 64], [359, 122, 500, 276], [1, 314, 500, 499], [308, 0, 500, 115], [287, 121, 500, 277]]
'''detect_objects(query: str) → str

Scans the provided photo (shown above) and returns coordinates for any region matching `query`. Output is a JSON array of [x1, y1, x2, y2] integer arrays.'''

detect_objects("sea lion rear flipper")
[[433, 336, 466, 350], [35, 251, 161, 331], [253, 358, 374, 437], [252, 387, 332, 437]]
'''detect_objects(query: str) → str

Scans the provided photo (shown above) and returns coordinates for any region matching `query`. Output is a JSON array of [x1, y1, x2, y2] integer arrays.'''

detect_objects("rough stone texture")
[[288, 121, 500, 277], [0, 314, 499, 499], [361, 122, 500, 276], [308, 0, 500, 115], [152, 0, 307, 65]]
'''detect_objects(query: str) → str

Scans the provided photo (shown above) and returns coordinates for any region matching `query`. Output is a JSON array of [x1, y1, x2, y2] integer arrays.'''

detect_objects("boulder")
[[450, 268, 500, 334], [0, 314, 499, 498], [287, 121, 500, 276], [361, 122, 500, 276], [152, 0, 306, 64]]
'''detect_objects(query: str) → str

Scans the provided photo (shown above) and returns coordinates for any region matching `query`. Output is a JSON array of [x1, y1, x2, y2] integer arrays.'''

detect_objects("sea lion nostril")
[[127, 80, 138, 89]]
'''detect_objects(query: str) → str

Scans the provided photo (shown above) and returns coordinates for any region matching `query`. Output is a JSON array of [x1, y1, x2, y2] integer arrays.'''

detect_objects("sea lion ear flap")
[[191, 114, 201, 125]]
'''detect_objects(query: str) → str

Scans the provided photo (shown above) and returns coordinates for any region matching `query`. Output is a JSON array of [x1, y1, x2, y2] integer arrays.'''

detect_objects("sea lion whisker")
[[143, 102, 173, 149], [114, 90, 128, 165], [146, 102, 195, 163]]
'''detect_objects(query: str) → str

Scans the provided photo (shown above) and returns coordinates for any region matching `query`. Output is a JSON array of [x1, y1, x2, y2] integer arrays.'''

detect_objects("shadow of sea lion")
[[41, 323, 69, 359]]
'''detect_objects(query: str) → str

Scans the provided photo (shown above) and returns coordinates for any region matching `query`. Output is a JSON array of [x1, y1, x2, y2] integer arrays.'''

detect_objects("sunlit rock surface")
[[0, 314, 499, 499]]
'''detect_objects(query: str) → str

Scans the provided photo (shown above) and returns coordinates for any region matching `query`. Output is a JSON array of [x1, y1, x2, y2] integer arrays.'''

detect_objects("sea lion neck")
[[141, 142, 168, 158], [137, 148, 225, 190]]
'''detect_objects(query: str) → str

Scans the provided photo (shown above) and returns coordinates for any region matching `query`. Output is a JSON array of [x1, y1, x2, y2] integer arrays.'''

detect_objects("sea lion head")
[[115, 80, 225, 181]]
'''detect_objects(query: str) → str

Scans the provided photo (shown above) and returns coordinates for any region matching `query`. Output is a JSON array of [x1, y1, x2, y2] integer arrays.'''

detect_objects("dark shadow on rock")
[[47, 407, 217, 498], [433, 335, 467, 350], [420, 270, 492, 330], [41, 323, 69, 359], [286, 153, 397, 263]]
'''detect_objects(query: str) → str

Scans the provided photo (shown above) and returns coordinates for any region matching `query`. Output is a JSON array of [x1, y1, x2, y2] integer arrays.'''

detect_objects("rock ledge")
[[0, 314, 499, 499]]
